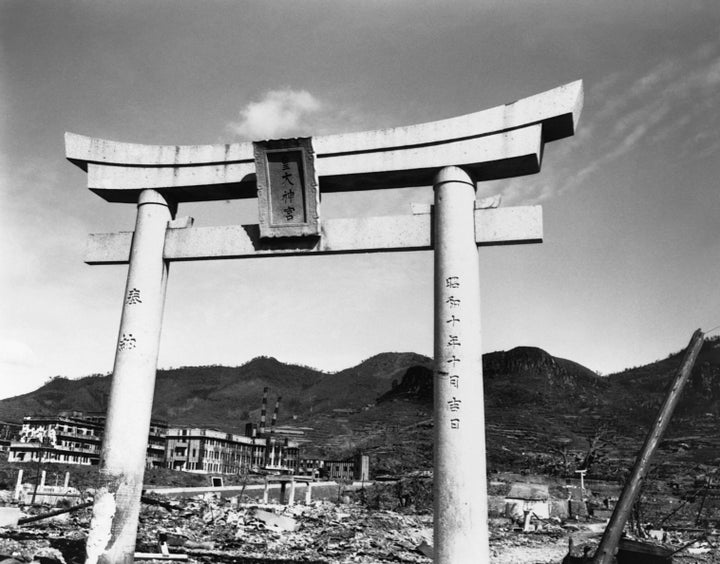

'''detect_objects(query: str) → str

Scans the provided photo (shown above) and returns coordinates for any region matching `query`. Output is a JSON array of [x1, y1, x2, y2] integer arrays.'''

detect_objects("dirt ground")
[[489, 531, 719, 564]]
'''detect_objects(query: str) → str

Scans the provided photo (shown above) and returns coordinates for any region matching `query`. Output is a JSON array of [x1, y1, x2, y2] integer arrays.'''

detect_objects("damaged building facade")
[[0, 421, 21, 453], [7, 412, 168, 466], [164, 427, 300, 474], [4, 413, 335, 477], [6, 389, 369, 478], [297, 454, 370, 482]]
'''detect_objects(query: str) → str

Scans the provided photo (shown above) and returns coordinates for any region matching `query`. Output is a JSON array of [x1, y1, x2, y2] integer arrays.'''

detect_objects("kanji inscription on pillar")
[[441, 275, 466, 429], [118, 333, 136, 351], [254, 137, 320, 238], [126, 288, 142, 305]]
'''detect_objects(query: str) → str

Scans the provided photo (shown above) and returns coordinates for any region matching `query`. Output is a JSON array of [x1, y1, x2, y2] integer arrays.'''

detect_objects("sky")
[[1, 1, 720, 400]]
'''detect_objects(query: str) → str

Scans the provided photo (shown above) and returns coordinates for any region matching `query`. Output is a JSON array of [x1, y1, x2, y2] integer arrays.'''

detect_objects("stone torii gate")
[[66, 80, 583, 564]]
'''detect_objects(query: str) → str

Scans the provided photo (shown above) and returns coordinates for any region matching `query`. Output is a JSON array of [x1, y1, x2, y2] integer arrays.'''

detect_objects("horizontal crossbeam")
[[82, 126, 542, 202], [66, 81, 582, 203], [85, 206, 542, 264]]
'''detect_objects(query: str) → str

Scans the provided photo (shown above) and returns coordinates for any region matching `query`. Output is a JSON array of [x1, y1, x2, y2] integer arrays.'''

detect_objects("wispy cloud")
[[0, 339, 37, 367], [502, 39, 720, 205], [226, 89, 323, 141], [225, 88, 372, 142]]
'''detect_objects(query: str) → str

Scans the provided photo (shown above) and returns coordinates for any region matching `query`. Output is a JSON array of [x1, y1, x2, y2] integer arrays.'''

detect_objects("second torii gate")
[[66, 80, 583, 564]]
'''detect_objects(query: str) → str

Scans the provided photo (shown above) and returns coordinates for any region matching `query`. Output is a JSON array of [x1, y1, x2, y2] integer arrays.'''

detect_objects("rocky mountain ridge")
[[0, 352, 429, 432], [2, 342, 719, 476]]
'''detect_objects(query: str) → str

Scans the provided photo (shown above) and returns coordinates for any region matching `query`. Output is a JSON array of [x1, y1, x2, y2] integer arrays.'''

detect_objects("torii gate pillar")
[[433, 166, 488, 561], [86, 189, 174, 564]]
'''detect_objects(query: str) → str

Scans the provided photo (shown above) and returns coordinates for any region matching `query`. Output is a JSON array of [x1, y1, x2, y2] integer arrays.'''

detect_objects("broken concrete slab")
[[251, 509, 298, 533], [0, 508, 21, 528], [507, 483, 549, 500]]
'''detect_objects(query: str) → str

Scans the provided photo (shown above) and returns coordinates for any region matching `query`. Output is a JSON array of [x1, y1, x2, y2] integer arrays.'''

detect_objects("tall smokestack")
[[271, 396, 282, 435], [259, 387, 269, 435], [266, 396, 281, 469]]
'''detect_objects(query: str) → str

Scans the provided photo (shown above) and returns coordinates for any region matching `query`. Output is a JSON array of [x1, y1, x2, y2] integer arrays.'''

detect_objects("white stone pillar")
[[305, 483, 312, 505], [14, 470, 23, 501], [40, 470, 46, 488], [85, 189, 174, 564], [288, 479, 296, 506], [576, 469, 586, 491], [262, 479, 269, 504], [433, 166, 489, 563], [64, 472, 70, 489]]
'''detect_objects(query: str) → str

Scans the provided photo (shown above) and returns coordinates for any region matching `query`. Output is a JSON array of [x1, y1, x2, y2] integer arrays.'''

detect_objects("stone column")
[[64, 472, 70, 489], [305, 483, 312, 505], [262, 479, 269, 504], [279, 482, 287, 505], [40, 470, 46, 488], [14, 470, 23, 501], [576, 469, 586, 491], [85, 189, 174, 564], [433, 166, 488, 563], [288, 479, 296, 506]]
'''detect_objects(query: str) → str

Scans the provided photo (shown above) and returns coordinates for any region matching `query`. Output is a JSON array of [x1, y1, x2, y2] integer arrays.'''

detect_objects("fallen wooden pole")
[[591, 329, 705, 563], [18, 500, 93, 526], [140, 495, 181, 511], [133, 553, 188, 561], [16, 494, 177, 527]]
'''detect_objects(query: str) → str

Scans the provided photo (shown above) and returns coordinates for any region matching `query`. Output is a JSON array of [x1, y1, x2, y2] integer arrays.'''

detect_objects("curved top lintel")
[[66, 80, 583, 171]]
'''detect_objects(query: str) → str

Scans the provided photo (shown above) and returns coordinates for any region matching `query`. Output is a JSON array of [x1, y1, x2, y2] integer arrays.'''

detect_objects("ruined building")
[[165, 426, 300, 474], [7, 412, 168, 466], [6, 412, 301, 476], [6, 407, 363, 479]]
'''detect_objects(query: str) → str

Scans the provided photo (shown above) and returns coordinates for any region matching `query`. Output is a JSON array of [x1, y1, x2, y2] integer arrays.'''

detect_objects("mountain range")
[[0, 353, 430, 437], [2, 340, 719, 478]]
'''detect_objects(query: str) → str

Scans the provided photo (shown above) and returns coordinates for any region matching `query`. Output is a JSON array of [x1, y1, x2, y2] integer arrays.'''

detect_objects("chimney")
[[271, 396, 281, 435], [259, 387, 269, 435]]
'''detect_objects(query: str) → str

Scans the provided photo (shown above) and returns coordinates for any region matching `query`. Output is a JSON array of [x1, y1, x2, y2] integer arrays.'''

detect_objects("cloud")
[[0, 339, 37, 367], [227, 89, 323, 141], [503, 40, 720, 206]]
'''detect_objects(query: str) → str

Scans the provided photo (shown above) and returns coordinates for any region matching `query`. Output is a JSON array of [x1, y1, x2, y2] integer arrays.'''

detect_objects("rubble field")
[[0, 493, 433, 564], [0, 485, 718, 563]]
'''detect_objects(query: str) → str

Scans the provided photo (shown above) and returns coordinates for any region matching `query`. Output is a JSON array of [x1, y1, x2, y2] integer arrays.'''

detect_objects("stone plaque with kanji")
[[254, 138, 320, 238]]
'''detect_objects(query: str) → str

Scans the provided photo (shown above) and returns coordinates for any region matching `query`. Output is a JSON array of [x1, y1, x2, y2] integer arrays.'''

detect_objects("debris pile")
[[1, 481, 719, 563], [135, 494, 433, 563], [0, 492, 434, 564]]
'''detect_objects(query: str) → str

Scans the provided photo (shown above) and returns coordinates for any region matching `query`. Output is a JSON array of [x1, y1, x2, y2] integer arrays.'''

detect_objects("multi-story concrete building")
[[147, 419, 169, 467], [165, 427, 300, 475], [80, 411, 168, 467], [165, 427, 260, 474], [297, 457, 325, 479], [0, 420, 22, 453], [7, 412, 168, 467], [311, 453, 370, 481], [8, 414, 103, 465], [7, 412, 310, 477]]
